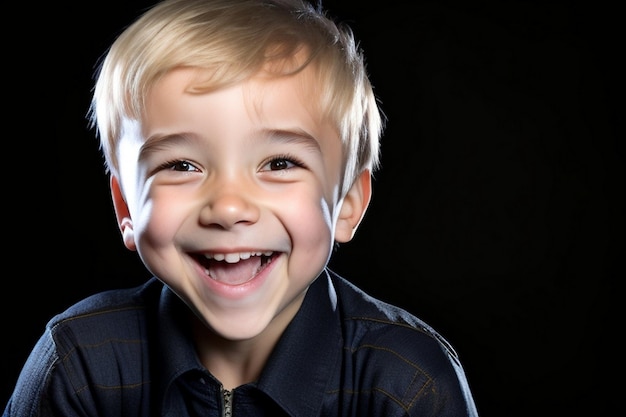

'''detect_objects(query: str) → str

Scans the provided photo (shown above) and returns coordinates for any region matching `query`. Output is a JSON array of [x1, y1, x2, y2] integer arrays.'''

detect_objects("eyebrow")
[[139, 128, 322, 159], [263, 128, 322, 153], [138, 133, 197, 161]]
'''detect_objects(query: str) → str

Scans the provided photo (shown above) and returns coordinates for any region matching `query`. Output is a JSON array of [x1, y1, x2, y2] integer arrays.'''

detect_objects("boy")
[[4, 0, 478, 415]]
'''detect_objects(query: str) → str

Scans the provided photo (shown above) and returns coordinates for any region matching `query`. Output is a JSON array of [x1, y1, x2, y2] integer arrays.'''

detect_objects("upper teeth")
[[205, 251, 273, 263]]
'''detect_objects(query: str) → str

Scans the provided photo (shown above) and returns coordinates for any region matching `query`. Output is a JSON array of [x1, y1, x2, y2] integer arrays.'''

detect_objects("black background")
[[4, 1, 623, 415]]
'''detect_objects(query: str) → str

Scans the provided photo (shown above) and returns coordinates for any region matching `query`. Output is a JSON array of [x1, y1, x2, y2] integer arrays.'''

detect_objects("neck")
[[190, 294, 305, 390]]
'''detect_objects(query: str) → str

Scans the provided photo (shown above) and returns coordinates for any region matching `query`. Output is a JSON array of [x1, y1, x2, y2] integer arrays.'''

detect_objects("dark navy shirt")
[[4, 269, 478, 416]]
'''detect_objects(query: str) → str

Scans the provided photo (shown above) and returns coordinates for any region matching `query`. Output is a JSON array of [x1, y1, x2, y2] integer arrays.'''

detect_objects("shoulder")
[[50, 277, 163, 341], [58, 277, 162, 319], [5, 278, 164, 416], [329, 270, 478, 415], [330, 270, 458, 360], [43, 276, 165, 362], [37, 277, 167, 367]]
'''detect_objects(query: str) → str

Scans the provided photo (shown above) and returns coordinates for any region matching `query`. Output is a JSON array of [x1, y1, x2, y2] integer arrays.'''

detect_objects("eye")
[[157, 159, 200, 172], [261, 155, 305, 172]]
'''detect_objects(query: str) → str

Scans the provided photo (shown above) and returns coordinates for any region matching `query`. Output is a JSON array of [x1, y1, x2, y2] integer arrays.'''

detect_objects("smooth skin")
[[110, 66, 371, 389]]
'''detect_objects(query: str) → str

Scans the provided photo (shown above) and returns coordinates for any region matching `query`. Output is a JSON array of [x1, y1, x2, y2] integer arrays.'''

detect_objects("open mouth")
[[194, 251, 276, 285]]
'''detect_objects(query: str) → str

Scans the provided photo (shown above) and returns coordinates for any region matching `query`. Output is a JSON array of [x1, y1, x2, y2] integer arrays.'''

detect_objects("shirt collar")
[[256, 270, 342, 416], [156, 285, 206, 401]]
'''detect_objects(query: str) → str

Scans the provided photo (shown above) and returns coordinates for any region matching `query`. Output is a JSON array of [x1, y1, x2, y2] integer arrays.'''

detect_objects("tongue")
[[208, 257, 262, 285]]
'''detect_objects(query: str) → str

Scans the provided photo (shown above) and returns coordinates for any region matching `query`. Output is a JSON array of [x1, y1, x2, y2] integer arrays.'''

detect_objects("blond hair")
[[89, 0, 383, 193]]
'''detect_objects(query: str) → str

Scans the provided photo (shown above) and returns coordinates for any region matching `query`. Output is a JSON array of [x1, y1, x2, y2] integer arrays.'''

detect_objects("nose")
[[198, 180, 260, 229]]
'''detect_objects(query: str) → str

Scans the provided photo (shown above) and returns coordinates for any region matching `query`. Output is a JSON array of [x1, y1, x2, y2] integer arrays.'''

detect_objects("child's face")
[[111, 67, 370, 341]]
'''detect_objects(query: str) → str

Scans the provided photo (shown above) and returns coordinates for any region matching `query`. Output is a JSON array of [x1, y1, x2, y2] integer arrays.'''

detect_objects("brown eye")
[[261, 156, 302, 172], [167, 160, 197, 172], [156, 159, 200, 173], [269, 159, 290, 171], [260, 154, 306, 173]]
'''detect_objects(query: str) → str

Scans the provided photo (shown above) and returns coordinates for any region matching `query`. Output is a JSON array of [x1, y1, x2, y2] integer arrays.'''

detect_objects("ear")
[[334, 170, 372, 243], [110, 176, 137, 251]]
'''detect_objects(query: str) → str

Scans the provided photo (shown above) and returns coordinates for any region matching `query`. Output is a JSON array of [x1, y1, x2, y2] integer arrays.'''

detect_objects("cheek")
[[132, 192, 185, 251], [279, 188, 336, 258], [131, 192, 192, 282]]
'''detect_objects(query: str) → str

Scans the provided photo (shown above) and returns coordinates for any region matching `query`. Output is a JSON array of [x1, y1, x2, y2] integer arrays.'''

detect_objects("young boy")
[[4, 0, 478, 415]]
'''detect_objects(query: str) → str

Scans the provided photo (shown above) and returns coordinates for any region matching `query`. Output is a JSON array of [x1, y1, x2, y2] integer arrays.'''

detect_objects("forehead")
[[144, 64, 333, 134]]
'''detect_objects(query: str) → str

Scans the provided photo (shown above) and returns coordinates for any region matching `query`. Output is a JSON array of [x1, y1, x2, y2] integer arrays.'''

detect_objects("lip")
[[191, 251, 280, 300]]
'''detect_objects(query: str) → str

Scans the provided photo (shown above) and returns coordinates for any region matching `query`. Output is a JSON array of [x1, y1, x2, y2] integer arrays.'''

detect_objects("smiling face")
[[111, 66, 371, 341]]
